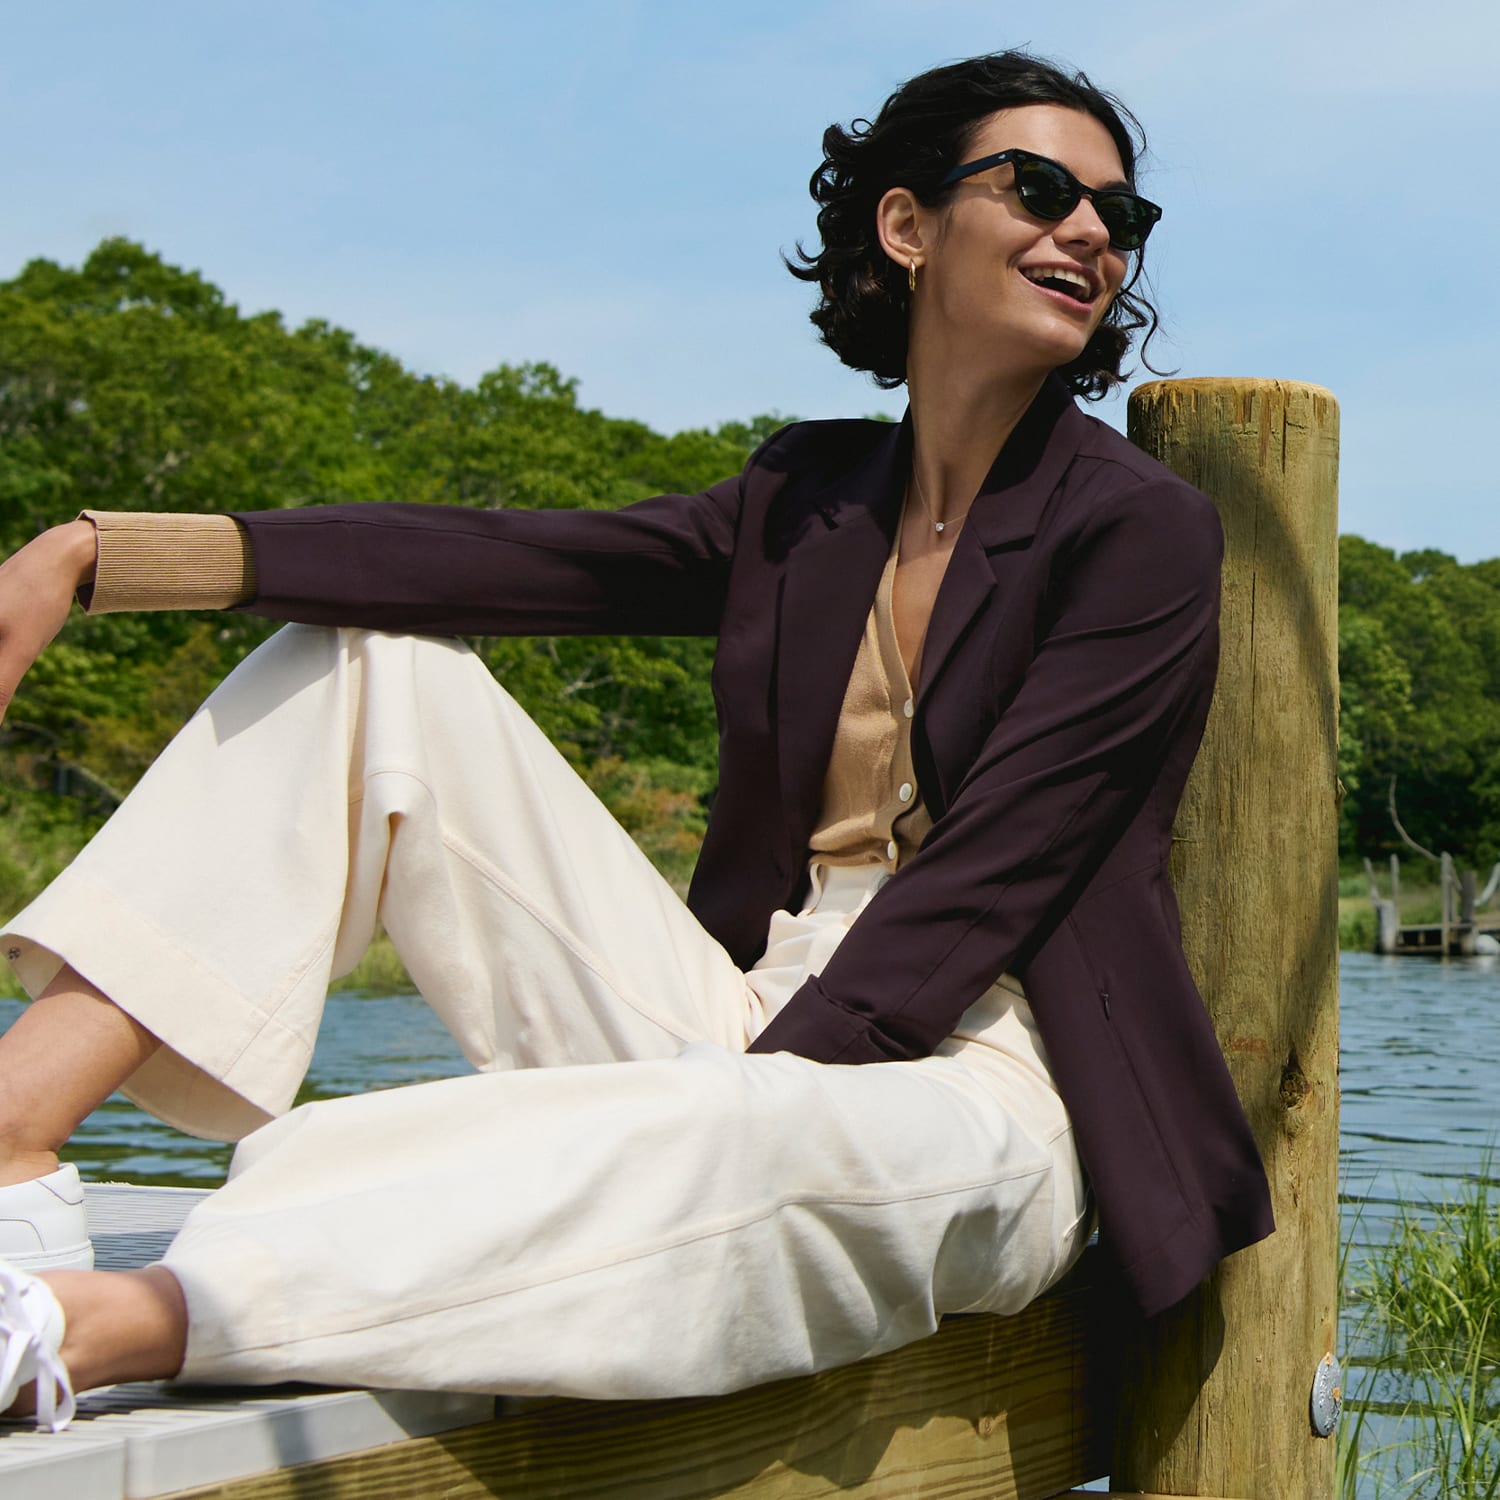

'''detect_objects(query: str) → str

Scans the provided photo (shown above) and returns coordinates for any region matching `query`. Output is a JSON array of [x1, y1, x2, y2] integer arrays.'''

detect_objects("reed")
[[1343, 1165, 1500, 1496]]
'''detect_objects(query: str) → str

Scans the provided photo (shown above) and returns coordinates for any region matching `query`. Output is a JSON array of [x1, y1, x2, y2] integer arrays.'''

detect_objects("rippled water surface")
[[0, 990, 473, 1186], [1340, 950, 1500, 1244]]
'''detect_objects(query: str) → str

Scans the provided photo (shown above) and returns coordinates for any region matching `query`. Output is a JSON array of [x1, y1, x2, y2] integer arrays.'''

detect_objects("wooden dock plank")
[[161, 1266, 1109, 1499]]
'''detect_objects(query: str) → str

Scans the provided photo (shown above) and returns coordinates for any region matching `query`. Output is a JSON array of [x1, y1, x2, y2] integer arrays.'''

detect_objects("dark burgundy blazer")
[[235, 375, 1274, 1316]]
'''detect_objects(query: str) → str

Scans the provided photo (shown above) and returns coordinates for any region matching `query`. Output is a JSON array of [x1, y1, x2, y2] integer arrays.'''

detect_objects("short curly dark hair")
[[785, 51, 1164, 400]]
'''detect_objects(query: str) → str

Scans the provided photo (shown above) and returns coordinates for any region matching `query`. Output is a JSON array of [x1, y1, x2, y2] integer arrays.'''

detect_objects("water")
[[0, 990, 474, 1187], [1339, 951, 1500, 1495], [6, 952, 1499, 1489], [1341, 950, 1500, 1247]]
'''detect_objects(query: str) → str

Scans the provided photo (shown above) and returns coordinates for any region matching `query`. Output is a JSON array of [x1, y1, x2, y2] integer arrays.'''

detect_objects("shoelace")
[[0, 1270, 76, 1432]]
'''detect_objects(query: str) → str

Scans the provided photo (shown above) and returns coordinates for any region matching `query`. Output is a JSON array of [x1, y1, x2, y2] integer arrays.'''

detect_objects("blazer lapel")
[[917, 377, 1087, 705], [774, 419, 907, 857], [769, 381, 1089, 859]]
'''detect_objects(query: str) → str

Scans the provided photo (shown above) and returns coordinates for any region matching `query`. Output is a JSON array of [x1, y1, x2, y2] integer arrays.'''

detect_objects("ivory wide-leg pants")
[[4, 627, 1089, 1398]]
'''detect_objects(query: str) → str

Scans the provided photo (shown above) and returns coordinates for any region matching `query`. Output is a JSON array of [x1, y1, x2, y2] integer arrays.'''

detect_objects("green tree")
[[0, 240, 792, 915], [1337, 536, 1500, 865]]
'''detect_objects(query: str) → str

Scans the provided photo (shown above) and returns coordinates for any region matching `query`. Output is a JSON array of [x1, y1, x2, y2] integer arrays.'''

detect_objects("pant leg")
[[164, 1041, 1069, 1398], [2, 627, 755, 1139], [166, 861, 1088, 1400]]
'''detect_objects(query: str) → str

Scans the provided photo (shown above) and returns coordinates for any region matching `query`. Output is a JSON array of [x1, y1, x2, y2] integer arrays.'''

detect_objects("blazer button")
[[898, 781, 914, 803]]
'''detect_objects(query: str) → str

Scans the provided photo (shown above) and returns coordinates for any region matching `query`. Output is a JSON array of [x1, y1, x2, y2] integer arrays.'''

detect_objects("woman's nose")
[[1056, 197, 1112, 252]]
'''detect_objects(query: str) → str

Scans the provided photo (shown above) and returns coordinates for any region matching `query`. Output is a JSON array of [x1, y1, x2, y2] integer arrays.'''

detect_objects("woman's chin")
[[980, 332, 1092, 386], [1029, 319, 1098, 373]]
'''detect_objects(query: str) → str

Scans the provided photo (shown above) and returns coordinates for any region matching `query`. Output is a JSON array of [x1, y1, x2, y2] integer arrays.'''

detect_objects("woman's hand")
[[0, 521, 98, 724]]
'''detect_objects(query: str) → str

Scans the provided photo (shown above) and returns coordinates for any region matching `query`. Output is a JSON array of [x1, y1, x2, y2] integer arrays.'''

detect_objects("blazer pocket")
[[1064, 900, 1190, 1207]]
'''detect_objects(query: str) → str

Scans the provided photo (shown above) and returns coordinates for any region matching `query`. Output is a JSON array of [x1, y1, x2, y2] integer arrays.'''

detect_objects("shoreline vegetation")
[[1341, 1167, 1500, 1498]]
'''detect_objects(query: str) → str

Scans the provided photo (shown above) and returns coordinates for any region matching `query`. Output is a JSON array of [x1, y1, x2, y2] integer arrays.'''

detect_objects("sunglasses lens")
[[1012, 158, 1079, 220], [1096, 194, 1155, 251]]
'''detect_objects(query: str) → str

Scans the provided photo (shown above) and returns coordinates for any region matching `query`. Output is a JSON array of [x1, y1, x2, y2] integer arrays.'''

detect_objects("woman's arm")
[[0, 521, 98, 724], [231, 477, 746, 639], [749, 475, 1223, 1063], [0, 450, 758, 723]]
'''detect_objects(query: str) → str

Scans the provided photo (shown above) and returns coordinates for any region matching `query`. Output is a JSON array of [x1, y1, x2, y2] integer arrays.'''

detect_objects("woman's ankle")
[[0, 1143, 62, 1190], [50, 1267, 188, 1393]]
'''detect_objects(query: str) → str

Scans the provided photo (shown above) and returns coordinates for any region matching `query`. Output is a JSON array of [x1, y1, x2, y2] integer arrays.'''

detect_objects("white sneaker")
[[0, 1260, 74, 1430], [0, 1165, 93, 1272]]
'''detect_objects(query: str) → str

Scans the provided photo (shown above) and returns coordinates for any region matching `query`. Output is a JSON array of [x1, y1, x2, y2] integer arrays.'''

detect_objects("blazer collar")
[[800, 373, 1086, 543], [964, 374, 1087, 546]]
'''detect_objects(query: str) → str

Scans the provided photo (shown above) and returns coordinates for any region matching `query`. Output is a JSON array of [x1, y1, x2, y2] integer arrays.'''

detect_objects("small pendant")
[[934, 521, 945, 533]]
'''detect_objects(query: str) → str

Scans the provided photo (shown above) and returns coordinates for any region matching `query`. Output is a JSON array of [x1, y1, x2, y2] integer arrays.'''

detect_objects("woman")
[[0, 51, 1271, 1430]]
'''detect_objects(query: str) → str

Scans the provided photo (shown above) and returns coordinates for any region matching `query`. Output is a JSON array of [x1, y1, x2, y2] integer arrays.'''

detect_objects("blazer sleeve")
[[748, 475, 1223, 1064], [231, 475, 747, 639]]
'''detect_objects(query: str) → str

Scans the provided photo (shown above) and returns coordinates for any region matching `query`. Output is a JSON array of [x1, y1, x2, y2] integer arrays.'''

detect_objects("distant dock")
[[1364, 853, 1500, 956]]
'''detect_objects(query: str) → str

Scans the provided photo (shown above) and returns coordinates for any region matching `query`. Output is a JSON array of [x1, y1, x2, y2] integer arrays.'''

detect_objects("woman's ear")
[[876, 186, 927, 279]]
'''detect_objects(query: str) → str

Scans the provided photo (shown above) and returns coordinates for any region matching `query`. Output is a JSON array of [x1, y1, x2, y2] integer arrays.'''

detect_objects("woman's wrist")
[[57, 518, 99, 593]]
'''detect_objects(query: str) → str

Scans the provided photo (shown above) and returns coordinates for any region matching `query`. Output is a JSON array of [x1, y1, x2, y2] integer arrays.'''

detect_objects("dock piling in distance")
[[1114, 379, 1342, 1498]]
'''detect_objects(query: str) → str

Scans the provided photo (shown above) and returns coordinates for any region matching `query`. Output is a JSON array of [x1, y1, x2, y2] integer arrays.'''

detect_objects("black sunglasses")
[[941, 147, 1162, 252]]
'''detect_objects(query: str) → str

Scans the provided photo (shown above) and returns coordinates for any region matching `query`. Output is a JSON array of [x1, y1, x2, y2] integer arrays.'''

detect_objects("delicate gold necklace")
[[910, 464, 972, 535]]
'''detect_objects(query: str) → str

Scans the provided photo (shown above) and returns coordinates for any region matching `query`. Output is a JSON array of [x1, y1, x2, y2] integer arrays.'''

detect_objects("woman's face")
[[914, 104, 1134, 380]]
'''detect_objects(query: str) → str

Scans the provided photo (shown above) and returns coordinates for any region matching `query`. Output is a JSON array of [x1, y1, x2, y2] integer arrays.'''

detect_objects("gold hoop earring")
[[908, 260, 919, 294]]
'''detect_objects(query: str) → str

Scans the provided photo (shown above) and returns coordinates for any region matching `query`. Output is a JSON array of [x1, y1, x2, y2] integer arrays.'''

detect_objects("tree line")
[[1, 240, 1496, 918], [1339, 537, 1500, 869]]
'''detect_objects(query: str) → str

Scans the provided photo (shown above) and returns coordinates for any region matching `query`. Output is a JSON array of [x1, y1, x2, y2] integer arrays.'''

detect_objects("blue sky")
[[3, 0, 1496, 561]]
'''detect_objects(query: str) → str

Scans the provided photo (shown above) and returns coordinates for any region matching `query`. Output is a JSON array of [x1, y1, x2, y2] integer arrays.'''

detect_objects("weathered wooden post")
[[1460, 868, 1478, 956], [1113, 379, 1341, 1498], [1441, 851, 1455, 956], [1363, 856, 1398, 956]]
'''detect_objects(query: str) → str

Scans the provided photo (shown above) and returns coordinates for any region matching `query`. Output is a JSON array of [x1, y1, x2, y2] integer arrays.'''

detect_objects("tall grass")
[[1343, 1167, 1500, 1496]]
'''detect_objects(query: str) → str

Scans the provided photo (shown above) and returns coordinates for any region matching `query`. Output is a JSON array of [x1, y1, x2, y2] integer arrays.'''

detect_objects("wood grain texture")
[[160, 1257, 1110, 1499], [1114, 379, 1341, 1498]]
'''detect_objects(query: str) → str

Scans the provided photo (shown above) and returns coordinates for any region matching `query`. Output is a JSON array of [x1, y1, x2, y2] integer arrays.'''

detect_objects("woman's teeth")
[[1022, 267, 1092, 302]]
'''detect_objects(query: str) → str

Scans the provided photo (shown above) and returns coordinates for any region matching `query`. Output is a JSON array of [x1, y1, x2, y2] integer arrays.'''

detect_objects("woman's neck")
[[905, 347, 1049, 528]]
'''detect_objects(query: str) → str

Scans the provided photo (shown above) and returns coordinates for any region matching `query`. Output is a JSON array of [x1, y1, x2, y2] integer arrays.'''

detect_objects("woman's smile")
[[1018, 261, 1103, 312]]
